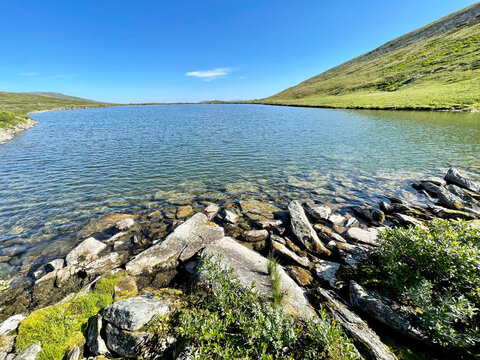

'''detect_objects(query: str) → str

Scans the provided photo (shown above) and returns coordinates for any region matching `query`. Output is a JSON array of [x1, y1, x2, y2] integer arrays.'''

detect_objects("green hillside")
[[0, 92, 111, 129], [261, 3, 480, 110]]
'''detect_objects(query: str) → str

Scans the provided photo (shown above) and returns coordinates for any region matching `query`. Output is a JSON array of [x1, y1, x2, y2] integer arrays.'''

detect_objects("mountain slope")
[[262, 2, 480, 110], [26, 92, 98, 102]]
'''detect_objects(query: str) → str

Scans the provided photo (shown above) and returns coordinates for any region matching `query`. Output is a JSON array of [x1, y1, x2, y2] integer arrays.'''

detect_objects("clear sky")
[[0, 0, 477, 103]]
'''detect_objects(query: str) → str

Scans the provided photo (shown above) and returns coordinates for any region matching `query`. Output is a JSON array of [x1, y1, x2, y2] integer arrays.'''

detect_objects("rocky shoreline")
[[0, 168, 479, 359], [0, 119, 37, 145]]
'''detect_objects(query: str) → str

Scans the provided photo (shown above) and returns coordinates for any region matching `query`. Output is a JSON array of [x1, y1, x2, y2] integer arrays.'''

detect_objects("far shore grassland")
[[0, 92, 112, 130]]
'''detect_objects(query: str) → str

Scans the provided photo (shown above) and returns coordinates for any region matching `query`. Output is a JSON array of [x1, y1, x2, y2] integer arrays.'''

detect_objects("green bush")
[[376, 220, 480, 349], [154, 255, 361, 360]]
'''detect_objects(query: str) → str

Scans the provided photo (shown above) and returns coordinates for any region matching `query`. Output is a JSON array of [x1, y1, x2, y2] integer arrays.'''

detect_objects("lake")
[[0, 104, 479, 275]]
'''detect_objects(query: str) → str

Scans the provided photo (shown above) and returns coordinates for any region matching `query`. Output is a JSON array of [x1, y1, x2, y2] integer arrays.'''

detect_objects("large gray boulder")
[[201, 237, 316, 319], [103, 296, 171, 331], [126, 213, 224, 275], [445, 168, 480, 193], [288, 201, 330, 256], [423, 182, 480, 216], [317, 288, 397, 360], [65, 237, 107, 266], [349, 281, 430, 344]]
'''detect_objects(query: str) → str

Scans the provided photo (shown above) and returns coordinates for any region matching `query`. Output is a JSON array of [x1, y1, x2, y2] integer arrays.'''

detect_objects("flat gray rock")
[[126, 213, 224, 275], [288, 201, 330, 255], [345, 227, 380, 247], [202, 237, 316, 318], [103, 296, 170, 331], [66, 237, 106, 266]]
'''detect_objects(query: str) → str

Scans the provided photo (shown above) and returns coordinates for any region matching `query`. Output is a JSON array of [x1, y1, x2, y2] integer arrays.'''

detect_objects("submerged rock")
[[239, 200, 281, 221], [176, 205, 194, 219], [201, 236, 316, 318], [126, 213, 224, 275], [288, 201, 330, 256], [78, 213, 138, 238], [445, 168, 480, 193], [317, 288, 397, 360]]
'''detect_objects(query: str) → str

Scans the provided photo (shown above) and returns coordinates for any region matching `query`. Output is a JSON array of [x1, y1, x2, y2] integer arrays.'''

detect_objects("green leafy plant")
[[375, 220, 480, 349], [150, 255, 361, 359]]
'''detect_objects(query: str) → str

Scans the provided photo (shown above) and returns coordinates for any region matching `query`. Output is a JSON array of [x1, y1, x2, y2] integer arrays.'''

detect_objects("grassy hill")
[[0, 92, 111, 129], [261, 2, 480, 110]]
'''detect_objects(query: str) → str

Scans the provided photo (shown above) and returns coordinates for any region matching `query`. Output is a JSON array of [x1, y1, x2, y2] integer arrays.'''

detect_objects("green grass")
[[15, 273, 122, 360], [0, 92, 111, 129], [261, 5, 480, 110]]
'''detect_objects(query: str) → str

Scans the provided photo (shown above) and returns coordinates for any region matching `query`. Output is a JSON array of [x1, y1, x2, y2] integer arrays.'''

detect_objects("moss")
[[0, 279, 12, 293], [15, 273, 122, 360]]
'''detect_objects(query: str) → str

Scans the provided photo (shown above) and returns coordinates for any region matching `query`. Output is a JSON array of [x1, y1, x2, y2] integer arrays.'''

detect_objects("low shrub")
[[375, 220, 480, 349], [0, 111, 20, 128], [152, 255, 361, 360]]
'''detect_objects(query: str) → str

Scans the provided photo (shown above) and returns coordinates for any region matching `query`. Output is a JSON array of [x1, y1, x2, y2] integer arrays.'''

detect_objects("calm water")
[[1, 104, 479, 275]]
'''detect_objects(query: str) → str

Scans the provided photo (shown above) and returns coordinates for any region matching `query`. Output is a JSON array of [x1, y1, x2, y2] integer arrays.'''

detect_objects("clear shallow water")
[[0, 104, 479, 274]]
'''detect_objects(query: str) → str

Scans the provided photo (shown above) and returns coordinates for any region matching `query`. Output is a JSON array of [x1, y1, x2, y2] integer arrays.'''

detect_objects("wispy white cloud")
[[185, 67, 232, 81], [19, 72, 39, 77]]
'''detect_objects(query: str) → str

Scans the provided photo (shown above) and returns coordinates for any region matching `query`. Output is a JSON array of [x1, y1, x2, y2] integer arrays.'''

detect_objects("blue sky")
[[0, 0, 477, 103]]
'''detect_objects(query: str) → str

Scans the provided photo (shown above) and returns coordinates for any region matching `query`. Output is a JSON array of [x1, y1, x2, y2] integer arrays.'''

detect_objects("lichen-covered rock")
[[351, 206, 385, 224], [45, 259, 64, 272], [222, 209, 238, 224], [126, 213, 224, 275], [66, 237, 107, 267], [271, 240, 311, 268], [286, 266, 313, 287], [317, 288, 397, 360], [114, 276, 138, 301], [84, 252, 127, 276], [103, 296, 171, 331], [104, 322, 149, 358], [243, 229, 269, 243], [201, 237, 316, 318], [288, 201, 330, 256]]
